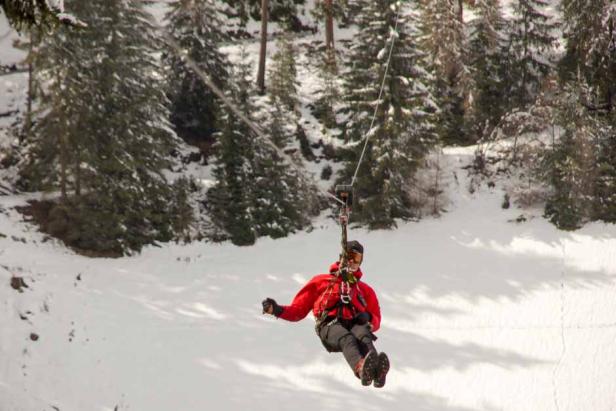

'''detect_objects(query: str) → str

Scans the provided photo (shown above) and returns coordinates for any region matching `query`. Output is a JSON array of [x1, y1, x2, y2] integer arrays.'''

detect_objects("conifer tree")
[[164, 0, 229, 146], [1, 0, 83, 32], [340, 0, 437, 228], [22, 0, 183, 254], [544, 84, 598, 230], [207, 55, 257, 246], [467, 0, 508, 139], [592, 115, 616, 222], [506, 0, 557, 109], [207, 50, 314, 244], [314, 49, 340, 129], [221, 0, 305, 28], [560, 1, 615, 112], [419, 0, 470, 145], [268, 33, 299, 111]]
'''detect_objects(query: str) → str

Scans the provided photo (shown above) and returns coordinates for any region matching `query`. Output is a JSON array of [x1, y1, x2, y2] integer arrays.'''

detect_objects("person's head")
[[346, 240, 364, 272]]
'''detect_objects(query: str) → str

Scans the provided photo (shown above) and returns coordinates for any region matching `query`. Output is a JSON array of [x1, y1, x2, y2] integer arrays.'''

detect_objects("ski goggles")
[[348, 251, 363, 264]]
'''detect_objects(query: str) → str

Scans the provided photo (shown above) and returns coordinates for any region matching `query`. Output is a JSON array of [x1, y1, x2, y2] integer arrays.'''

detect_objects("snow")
[[1, 146, 616, 411], [2, 1, 615, 410]]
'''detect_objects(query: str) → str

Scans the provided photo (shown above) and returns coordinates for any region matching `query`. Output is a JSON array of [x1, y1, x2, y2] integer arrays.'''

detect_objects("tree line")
[[1, 0, 615, 255]]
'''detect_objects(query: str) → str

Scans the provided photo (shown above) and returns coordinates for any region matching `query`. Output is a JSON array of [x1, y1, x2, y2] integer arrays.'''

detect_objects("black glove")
[[262, 298, 283, 317], [353, 311, 372, 325]]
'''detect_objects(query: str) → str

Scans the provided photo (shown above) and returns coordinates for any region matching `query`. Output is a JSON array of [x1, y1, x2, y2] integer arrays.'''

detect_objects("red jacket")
[[278, 262, 382, 332]]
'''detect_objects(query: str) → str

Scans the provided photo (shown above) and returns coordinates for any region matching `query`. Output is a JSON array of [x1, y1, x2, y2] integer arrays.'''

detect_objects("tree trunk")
[[325, 0, 334, 52], [75, 144, 81, 197], [257, 0, 269, 94], [59, 131, 67, 202], [23, 35, 34, 144], [457, 0, 464, 24]]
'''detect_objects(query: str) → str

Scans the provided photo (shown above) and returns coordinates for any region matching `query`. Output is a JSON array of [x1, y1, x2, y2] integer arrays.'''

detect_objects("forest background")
[[0, 0, 615, 256]]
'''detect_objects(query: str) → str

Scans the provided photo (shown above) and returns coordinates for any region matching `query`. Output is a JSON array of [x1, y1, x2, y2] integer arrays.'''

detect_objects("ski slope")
[[1, 146, 616, 411]]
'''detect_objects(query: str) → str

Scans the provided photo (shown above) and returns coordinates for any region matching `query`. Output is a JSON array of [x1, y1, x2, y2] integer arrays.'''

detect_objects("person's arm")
[[263, 277, 319, 322], [363, 284, 381, 332]]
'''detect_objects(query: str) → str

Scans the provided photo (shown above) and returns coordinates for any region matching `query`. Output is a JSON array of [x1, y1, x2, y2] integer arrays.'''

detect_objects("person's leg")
[[350, 323, 377, 356], [318, 321, 363, 370]]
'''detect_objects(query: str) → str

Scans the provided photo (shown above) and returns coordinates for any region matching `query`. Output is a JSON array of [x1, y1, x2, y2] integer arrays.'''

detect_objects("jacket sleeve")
[[362, 284, 381, 332], [278, 277, 319, 322]]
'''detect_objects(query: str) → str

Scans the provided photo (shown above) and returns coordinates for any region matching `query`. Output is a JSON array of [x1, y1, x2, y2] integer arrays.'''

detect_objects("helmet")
[[346, 240, 364, 255]]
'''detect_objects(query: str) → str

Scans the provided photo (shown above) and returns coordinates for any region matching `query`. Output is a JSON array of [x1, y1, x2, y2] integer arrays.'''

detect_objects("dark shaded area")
[[10, 275, 28, 292], [16, 199, 123, 258]]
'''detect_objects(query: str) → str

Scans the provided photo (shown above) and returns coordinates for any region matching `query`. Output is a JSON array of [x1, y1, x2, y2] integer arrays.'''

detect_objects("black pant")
[[317, 319, 377, 372]]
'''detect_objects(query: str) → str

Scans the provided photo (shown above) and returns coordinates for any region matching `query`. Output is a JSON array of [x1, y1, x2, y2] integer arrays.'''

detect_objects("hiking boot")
[[373, 352, 390, 388], [355, 351, 378, 386]]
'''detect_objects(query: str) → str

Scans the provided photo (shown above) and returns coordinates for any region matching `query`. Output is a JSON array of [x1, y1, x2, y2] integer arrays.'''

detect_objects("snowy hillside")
[[2, 1, 616, 410], [2, 146, 616, 411]]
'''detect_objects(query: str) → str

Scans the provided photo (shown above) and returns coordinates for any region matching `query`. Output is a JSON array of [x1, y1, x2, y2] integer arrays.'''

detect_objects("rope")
[[350, 1, 403, 187], [152, 2, 402, 208]]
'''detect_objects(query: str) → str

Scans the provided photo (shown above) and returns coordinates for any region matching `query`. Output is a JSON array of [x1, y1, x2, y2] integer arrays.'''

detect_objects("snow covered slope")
[[2, 146, 616, 411]]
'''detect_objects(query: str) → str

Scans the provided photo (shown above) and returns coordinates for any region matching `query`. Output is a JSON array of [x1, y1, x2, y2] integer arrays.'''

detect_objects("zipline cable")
[[333, 1, 402, 245], [350, 2, 402, 188], [149, 1, 402, 208]]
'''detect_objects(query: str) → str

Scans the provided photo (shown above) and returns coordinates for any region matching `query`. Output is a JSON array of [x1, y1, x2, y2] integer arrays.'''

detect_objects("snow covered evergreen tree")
[[268, 33, 299, 111], [560, 1, 616, 112], [419, 0, 470, 145], [164, 0, 230, 150], [313, 50, 340, 129], [1, 0, 83, 32], [207, 50, 314, 245], [222, 0, 305, 28], [207, 51, 256, 245], [21, 0, 184, 255], [506, 0, 557, 109], [592, 114, 616, 223], [467, 0, 508, 139], [339, 0, 437, 229], [544, 83, 598, 230]]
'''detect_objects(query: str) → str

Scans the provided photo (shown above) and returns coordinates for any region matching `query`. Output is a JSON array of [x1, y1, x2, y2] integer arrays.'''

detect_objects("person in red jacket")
[[262, 240, 390, 388]]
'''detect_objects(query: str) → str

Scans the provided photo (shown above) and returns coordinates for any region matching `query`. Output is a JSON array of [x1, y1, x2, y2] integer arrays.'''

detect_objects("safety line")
[[350, 1, 403, 187]]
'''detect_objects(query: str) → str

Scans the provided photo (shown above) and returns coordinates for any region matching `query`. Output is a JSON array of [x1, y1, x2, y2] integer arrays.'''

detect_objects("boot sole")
[[360, 351, 378, 386], [373, 352, 390, 388]]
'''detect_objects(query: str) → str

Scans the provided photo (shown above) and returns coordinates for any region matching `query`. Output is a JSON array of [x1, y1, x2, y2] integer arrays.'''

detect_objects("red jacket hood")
[[329, 261, 364, 280]]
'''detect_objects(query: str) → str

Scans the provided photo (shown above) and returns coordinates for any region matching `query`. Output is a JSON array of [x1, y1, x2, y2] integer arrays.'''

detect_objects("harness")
[[314, 186, 367, 337]]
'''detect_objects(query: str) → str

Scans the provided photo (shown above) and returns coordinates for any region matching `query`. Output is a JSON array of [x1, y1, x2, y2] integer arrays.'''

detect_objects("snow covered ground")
[[2, 2, 615, 410], [2, 146, 616, 411]]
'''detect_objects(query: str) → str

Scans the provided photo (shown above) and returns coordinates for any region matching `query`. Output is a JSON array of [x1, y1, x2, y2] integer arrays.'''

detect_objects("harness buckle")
[[340, 281, 352, 304]]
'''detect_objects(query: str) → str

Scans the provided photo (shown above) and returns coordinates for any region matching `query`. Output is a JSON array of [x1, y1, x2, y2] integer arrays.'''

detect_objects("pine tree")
[[22, 0, 183, 254], [560, 1, 616, 112], [506, 0, 557, 109], [313, 49, 340, 129], [544, 84, 598, 230], [419, 0, 470, 145], [207, 50, 315, 244], [1, 0, 84, 32], [207, 109, 256, 245], [164, 0, 230, 147], [340, 0, 437, 228], [268, 32, 299, 111], [221, 0, 305, 28], [593, 115, 616, 222], [207, 54, 257, 246], [250, 144, 311, 239], [467, 0, 508, 139]]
